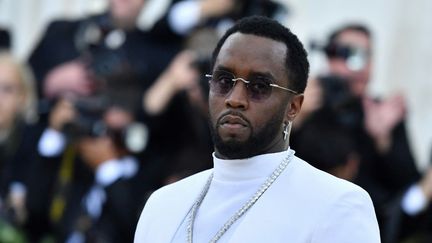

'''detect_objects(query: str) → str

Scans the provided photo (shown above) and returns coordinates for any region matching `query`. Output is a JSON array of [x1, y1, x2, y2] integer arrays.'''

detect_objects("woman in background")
[[0, 51, 38, 231]]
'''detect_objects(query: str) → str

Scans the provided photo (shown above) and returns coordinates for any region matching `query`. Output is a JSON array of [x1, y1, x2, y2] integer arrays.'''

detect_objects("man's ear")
[[285, 94, 304, 122]]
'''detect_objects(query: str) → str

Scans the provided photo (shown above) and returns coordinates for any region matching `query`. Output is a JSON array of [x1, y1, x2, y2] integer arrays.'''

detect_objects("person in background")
[[27, 0, 205, 186], [324, 25, 426, 243], [24, 92, 146, 242], [142, 50, 214, 184], [295, 23, 432, 242], [28, 0, 180, 100], [0, 51, 39, 241], [23, 1, 213, 240]]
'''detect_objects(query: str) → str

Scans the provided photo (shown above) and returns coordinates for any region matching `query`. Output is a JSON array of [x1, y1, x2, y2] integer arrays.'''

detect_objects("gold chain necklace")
[[187, 150, 294, 243]]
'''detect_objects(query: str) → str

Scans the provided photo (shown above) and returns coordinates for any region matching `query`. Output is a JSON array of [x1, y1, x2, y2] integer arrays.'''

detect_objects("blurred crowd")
[[0, 0, 431, 243]]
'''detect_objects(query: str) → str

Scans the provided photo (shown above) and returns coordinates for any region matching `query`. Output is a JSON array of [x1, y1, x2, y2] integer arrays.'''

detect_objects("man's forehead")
[[336, 30, 370, 49], [221, 32, 286, 52], [215, 33, 287, 70]]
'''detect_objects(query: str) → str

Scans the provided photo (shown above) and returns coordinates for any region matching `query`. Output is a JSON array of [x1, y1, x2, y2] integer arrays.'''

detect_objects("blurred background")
[[2, 0, 431, 166], [0, 0, 431, 242]]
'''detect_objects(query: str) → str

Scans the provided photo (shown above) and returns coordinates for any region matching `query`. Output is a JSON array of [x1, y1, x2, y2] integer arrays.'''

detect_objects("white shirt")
[[135, 149, 380, 242]]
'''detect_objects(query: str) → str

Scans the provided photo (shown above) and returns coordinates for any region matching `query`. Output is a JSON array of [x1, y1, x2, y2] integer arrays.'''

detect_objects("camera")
[[324, 42, 369, 71], [318, 75, 363, 129], [56, 14, 148, 153], [62, 95, 108, 139], [74, 14, 134, 80], [59, 67, 148, 153], [310, 40, 370, 72]]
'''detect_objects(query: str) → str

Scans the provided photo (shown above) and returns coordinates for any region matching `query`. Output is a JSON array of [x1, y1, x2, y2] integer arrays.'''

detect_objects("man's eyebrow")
[[213, 65, 233, 73], [214, 66, 276, 78], [250, 71, 276, 81]]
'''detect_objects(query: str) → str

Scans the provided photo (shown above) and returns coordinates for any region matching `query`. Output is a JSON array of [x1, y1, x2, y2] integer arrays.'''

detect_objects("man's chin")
[[211, 125, 259, 159], [214, 139, 255, 159]]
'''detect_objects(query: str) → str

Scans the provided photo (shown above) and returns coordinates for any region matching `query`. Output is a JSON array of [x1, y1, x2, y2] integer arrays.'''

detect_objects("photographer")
[[294, 24, 432, 242], [322, 25, 422, 243], [28, 0, 180, 101], [26, 93, 144, 242]]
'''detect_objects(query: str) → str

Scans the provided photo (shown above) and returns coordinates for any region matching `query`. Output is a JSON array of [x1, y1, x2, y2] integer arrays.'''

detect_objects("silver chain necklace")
[[187, 150, 294, 243]]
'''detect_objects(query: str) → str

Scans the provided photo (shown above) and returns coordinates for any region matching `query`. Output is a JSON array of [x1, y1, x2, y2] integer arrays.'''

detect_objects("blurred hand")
[[44, 60, 95, 98], [143, 50, 200, 115], [78, 136, 119, 170], [363, 94, 406, 152], [420, 168, 432, 200], [49, 98, 76, 131], [293, 77, 323, 129], [165, 50, 200, 92], [200, 0, 236, 19], [301, 78, 324, 115]]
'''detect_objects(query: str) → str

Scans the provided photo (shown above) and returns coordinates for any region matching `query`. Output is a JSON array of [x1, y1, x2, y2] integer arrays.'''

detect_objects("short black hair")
[[327, 24, 371, 48], [211, 16, 309, 94]]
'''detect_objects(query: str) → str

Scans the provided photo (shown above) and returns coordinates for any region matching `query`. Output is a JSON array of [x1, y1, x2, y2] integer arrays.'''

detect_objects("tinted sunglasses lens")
[[210, 71, 234, 95], [209, 71, 273, 101], [248, 79, 272, 100]]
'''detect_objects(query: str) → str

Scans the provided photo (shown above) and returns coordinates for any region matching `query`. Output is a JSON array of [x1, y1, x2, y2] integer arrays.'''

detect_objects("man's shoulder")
[[134, 169, 213, 241], [290, 156, 371, 202], [288, 157, 380, 241], [141, 169, 213, 216], [151, 169, 212, 200]]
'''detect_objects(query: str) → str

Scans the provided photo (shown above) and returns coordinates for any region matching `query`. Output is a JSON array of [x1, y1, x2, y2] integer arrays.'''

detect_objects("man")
[[321, 25, 430, 243], [324, 24, 372, 98], [24, 98, 143, 242], [134, 16, 380, 242]]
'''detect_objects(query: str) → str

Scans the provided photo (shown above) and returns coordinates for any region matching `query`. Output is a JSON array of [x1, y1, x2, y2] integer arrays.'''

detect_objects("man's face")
[[328, 29, 371, 97], [209, 33, 293, 159], [110, 0, 145, 27]]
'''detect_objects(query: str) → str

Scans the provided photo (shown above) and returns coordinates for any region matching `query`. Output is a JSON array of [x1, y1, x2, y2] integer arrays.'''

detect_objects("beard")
[[210, 109, 285, 159]]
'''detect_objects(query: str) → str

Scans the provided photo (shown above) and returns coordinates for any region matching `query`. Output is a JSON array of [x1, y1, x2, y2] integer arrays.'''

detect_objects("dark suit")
[[28, 12, 181, 99], [25, 142, 144, 243], [56, 173, 139, 243]]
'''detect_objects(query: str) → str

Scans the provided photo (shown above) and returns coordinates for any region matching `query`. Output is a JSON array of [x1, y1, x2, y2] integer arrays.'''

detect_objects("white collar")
[[212, 148, 292, 182]]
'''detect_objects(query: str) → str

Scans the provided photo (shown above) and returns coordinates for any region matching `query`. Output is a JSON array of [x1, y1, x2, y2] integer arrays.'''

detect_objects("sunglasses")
[[205, 70, 298, 101]]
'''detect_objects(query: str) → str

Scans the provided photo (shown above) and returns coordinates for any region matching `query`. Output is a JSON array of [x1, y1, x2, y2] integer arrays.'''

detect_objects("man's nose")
[[224, 80, 249, 109]]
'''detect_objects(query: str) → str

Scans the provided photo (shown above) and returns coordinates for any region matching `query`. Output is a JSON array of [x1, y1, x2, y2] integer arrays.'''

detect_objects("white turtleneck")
[[172, 149, 292, 243], [135, 148, 380, 243]]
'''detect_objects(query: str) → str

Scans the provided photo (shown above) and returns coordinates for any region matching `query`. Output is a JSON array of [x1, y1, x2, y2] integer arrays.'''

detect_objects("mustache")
[[216, 110, 251, 127]]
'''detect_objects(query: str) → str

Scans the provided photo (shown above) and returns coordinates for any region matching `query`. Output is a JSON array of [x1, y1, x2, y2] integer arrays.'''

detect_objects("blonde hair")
[[0, 51, 38, 123]]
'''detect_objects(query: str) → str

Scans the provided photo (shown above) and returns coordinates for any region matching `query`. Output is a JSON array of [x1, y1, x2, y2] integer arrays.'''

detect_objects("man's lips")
[[218, 114, 249, 128]]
